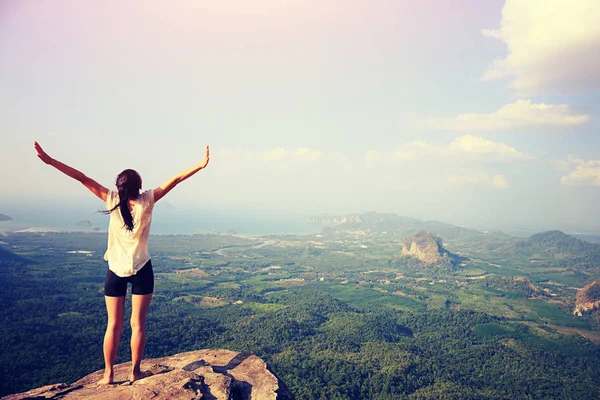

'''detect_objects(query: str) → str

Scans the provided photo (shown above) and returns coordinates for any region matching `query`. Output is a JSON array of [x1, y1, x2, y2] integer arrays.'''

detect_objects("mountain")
[[510, 230, 596, 255], [495, 230, 600, 269], [0, 213, 13, 221], [395, 231, 462, 272], [574, 280, 600, 317], [307, 211, 490, 243], [3, 349, 293, 400]]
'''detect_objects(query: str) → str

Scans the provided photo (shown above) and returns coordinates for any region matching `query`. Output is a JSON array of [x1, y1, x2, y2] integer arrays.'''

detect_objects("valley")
[[1, 213, 599, 399]]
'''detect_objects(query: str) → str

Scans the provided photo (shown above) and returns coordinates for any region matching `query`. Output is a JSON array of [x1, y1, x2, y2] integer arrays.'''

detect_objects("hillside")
[[574, 280, 600, 316], [1, 231, 600, 399], [0, 246, 29, 265], [495, 230, 600, 270]]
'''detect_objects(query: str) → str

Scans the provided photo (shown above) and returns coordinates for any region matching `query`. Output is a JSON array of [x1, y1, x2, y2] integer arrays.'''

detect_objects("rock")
[[574, 280, 600, 316], [2, 349, 294, 400], [400, 231, 448, 265]]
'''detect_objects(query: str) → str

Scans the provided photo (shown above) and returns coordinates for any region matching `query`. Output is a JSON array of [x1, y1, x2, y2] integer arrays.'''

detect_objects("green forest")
[[1, 230, 599, 399]]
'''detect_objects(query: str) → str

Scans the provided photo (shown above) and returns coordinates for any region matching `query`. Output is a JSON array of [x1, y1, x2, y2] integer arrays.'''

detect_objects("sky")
[[1, 0, 599, 233]]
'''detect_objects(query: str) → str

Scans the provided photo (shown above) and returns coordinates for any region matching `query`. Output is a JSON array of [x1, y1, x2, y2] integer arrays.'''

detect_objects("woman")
[[34, 141, 210, 384]]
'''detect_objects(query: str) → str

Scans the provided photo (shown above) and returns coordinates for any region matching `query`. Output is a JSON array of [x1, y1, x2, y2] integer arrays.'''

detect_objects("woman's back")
[[104, 189, 155, 277]]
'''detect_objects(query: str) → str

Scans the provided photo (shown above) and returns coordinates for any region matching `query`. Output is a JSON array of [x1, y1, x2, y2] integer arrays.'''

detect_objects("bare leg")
[[129, 293, 152, 382], [100, 296, 125, 384]]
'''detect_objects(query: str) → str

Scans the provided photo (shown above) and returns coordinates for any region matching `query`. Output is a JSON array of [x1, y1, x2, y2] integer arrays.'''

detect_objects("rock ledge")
[[3, 349, 293, 400]]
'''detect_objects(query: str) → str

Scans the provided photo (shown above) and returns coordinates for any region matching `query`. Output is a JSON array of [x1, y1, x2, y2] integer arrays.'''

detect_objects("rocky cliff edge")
[[3, 349, 294, 400]]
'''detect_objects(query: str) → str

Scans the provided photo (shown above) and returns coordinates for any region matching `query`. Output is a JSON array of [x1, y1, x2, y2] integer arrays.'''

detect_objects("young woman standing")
[[34, 141, 210, 384]]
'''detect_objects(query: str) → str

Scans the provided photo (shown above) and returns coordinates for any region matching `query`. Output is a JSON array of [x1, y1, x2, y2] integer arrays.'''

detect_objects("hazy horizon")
[[1, 0, 599, 233], [2, 197, 600, 238]]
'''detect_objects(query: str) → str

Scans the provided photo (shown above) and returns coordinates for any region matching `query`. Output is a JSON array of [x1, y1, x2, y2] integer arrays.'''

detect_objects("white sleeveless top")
[[103, 189, 155, 277]]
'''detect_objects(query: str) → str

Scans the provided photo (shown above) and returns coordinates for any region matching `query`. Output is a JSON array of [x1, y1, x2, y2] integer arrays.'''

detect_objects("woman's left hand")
[[199, 145, 210, 169], [34, 141, 53, 165]]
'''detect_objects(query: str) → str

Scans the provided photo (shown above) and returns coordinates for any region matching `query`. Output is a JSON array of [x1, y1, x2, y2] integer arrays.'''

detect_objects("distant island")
[[0, 213, 13, 221]]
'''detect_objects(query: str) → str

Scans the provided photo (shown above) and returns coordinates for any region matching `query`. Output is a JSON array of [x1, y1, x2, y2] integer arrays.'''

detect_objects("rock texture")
[[2, 349, 294, 400], [400, 231, 450, 265], [574, 280, 600, 316]]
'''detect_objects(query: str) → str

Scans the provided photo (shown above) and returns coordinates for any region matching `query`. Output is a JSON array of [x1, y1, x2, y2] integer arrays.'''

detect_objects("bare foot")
[[98, 370, 114, 385], [128, 368, 147, 383]]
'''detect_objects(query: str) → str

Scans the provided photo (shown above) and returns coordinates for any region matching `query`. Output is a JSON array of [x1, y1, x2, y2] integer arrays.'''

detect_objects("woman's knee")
[[130, 317, 146, 332], [106, 319, 124, 333]]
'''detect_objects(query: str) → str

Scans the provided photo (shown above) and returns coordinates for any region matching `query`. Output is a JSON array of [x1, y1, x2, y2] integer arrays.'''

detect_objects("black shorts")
[[104, 260, 154, 297]]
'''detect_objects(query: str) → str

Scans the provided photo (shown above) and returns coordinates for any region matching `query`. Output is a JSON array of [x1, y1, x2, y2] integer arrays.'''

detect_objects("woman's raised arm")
[[34, 141, 109, 201], [153, 145, 210, 203]]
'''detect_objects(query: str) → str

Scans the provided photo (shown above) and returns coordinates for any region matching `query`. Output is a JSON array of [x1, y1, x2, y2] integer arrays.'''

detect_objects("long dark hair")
[[102, 169, 142, 231]]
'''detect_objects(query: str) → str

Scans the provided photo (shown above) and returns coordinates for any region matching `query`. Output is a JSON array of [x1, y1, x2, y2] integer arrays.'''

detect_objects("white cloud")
[[294, 148, 322, 163], [324, 152, 349, 163], [263, 147, 325, 164], [446, 171, 509, 189], [394, 142, 427, 160], [492, 174, 509, 189], [263, 148, 287, 162], [418, 100, 589, 131], [560, 155, 600, 186], [367, 135, 531, 163], [447, 135, 533, 161], [481, 0, 600, 95]]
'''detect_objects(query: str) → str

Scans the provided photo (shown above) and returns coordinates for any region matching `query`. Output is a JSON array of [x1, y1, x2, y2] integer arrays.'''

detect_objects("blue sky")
[[1, 0, 599, 233]]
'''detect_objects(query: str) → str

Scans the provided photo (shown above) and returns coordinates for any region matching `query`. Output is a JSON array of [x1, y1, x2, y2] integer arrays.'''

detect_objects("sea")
[[0, 202, 321, 236]]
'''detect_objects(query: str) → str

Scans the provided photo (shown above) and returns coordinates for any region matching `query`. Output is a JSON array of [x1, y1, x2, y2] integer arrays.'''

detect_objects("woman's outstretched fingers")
[[34, 141, 52, 164], [201, 145, 210, 168]]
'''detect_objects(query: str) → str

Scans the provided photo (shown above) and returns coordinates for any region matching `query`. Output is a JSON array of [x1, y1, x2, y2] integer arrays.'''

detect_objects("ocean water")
[[0, 201, 320, 236]]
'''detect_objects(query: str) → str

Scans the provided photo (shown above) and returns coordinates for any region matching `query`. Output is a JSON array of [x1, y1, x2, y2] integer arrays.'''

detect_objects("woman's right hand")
[[34, 141, 54, 165]]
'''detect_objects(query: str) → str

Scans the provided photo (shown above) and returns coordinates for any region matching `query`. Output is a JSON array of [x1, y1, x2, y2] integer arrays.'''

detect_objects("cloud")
[[418, 100, 589, 131], [263, 148, 287, 162], [294, 148, 322, 163], [447, 135, 533, 161], [446, 171, 509, 189], [560, 155, 600, 186], [370, 135, 532, 163], [481, 0, 600, 95], [394, 142, 428, 160], [492, 174, 509, 189]]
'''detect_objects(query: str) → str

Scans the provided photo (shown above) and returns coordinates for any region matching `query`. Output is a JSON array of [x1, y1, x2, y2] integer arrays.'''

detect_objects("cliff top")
[[3, 349, 293, 400]]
